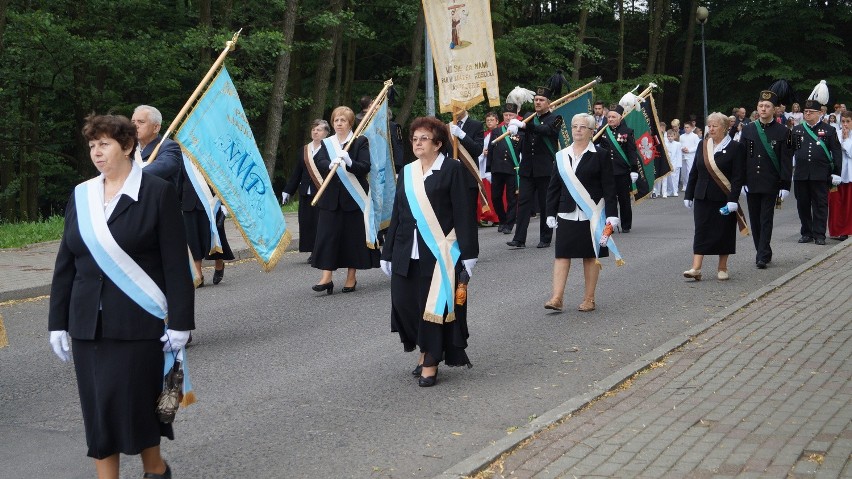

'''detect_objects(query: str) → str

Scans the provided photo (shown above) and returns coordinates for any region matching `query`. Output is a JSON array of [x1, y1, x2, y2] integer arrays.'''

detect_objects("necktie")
[[457, 119, 463, 127]]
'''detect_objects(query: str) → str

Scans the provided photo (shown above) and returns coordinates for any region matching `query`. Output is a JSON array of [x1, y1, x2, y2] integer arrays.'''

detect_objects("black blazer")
[[284, 146, 319, 197], [740, 121, 793, 193], [312, 136, 371, 212], [546, 148, 618, 219], [441, 117, 485, 160], [790, 122, 842, 181], [596, 123, 640, 176], [49, 173, 195, 340], [487, 125, 523, 175], [140, 135, 202, 212], [686, 139, 746, 202], [519, 111, 562, 178], [381, 158, 479, 278]]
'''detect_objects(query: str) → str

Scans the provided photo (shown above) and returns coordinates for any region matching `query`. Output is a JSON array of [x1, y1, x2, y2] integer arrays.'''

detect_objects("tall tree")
[[307, 0, 344, 123], [676, 0, 699, 121], [397, 9, 425, 128]]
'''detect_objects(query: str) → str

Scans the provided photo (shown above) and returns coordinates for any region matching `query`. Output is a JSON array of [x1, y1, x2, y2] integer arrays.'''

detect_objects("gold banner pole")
[[491, 77, 602, 145], [591, 84, 655, 143], [147, 29, 243, 163], [311, 79, 394, 206]]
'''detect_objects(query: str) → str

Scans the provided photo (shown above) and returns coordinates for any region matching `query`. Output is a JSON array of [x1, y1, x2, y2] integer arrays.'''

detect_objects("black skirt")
[[311, 208, 379, 270], [205, 209, 235, 261], [390, 259, 471, 367], [693, 198, 738, 255], [297, 193, 318, 253], [183, 209, 211, 261], [72, 335, 173, 459], [554, 217, 609, 259]]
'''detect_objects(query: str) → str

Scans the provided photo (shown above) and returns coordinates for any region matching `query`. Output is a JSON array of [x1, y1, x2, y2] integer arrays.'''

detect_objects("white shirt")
[[841, 133, 852, 183], [410, 154, 446, 259], [666, 140, 683, 166], [101, 161, 142, 218], [680, 131, 700, 159], [557, 143, 596, 221]]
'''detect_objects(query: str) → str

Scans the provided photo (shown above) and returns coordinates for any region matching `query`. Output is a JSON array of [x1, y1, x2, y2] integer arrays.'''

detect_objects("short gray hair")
[[311, 119, 330, 133], [572, 113, 596, 130], [134, 105, 163, 125], [706, 112, 731, 129]]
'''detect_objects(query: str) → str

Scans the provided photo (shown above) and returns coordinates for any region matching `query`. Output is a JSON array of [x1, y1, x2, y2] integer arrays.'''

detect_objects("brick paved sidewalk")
[[469, 244, 852, 478]]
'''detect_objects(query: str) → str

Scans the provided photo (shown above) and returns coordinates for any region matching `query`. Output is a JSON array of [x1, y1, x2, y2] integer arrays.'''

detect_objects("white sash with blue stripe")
[[322, 137, 377, 248], [182, 151, 222, 254], [554, 149, 624, 264], [403, 161, 461, 323]]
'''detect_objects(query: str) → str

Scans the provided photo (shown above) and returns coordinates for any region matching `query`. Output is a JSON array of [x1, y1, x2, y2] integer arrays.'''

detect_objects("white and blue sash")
[[182, 151, 222, 255], [554, 149, 624, 264], [322, 136, 378, 248], [74, 179, 193, 397], [403, 161, 461, 323]]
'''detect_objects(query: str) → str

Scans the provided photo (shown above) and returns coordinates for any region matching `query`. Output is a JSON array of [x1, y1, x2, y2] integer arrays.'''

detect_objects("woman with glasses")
[[381, 116, 479, 387], [311, 106, 378, 294], [543, 113, 618, 313]]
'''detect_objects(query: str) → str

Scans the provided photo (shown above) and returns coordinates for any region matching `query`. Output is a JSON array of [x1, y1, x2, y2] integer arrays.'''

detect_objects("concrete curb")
[[435, 239, 852, 479]]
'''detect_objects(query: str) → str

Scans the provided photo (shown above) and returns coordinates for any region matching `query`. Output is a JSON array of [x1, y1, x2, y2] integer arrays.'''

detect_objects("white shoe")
[[717, 270, 729, 281], [683, 268, 702, 281], [662, 194, 668, 198]]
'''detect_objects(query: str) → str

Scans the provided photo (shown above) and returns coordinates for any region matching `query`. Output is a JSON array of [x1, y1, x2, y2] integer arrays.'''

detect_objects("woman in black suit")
[[311, 106, 379, 293], [683, 112, 747, 281], [48, 114, 194, 479], [544, 113, 618, 313], [282, 119, 329, 261], [381, 116, 479, 387]]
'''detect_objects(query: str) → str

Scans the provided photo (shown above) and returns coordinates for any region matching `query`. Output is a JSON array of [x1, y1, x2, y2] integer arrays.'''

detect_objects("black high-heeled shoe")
[[212, 268, 224, 285], [418, 368, 438, 387], [411, 364, 423, 377], [342, 281, 357, 293], [312, 281, 334, 295]]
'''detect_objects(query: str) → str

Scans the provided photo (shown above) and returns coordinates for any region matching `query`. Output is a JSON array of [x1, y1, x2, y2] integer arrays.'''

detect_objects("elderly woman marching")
[[683, 112, 747, 281], [544, 113, 620, 313]]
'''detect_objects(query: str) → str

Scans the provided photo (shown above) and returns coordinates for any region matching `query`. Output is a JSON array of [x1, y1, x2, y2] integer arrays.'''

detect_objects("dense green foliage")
[[1, 0, 850, 222], [0, 215, 64, 248]]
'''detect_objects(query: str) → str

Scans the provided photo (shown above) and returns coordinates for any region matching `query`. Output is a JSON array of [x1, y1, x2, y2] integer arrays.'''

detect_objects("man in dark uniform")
[[741, 89, 793, 268], [792, 86, 842, 245], [505, 76, 565, 248], [389, 110, 406, 173], [595, 104, 640, 233], [449, 109, 484, 159], [487, 103, 523, 234]]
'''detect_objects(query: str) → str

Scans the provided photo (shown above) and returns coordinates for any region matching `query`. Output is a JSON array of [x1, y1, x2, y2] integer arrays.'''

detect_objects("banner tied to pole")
[[422, 0, 500, 113], [175, 66, 291, 271], [623, 92, 672, 204], [555, 91, 594, 148], [361, 97, 396, 231]]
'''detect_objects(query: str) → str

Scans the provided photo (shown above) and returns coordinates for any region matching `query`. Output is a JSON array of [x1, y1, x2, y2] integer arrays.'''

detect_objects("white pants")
[[665, 166, 681, 196], [681, 156, 694, 191]]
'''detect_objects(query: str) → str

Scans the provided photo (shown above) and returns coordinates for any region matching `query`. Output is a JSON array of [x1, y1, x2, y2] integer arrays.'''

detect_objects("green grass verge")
[[281, 200, 300, 213], [0, 216, 65, 248]]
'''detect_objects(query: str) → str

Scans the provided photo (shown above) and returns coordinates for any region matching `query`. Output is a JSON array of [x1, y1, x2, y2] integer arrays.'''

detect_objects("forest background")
[[1, 0, 850, 222]]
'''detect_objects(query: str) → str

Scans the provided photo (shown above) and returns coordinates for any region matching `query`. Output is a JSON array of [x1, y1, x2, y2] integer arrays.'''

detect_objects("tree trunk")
[[198, 0, 213, 67], [261, 0, 299, 179], [676, 0, 699, 122], [617, 0, 625, 81], [280, 47, 306, 187], [0, 0, 10, 53], [333, 39, 344, 106], [307, 0, 343, 123], [343, 39, 356, 106], [646, 0, 666, 74], [571, 6, 589, 82], [397, 9, 425, 128]]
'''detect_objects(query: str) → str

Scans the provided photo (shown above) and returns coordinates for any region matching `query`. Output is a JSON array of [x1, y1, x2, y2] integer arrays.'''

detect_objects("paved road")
[[0, 196, 841, 478]]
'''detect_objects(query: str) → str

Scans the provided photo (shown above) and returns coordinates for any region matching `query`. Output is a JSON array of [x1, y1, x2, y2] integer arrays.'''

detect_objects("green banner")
[[553, 91, 594, 149]]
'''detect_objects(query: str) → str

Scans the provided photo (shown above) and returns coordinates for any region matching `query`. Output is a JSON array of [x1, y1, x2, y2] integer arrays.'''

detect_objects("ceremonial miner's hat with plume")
[[760, 79, 795, 107], [536, 70, 569, 100], [804, 80, 829, 110], [505, 86, 534, 113]]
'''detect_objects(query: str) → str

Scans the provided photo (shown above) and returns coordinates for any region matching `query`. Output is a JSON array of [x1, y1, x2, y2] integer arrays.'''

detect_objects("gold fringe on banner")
[[0, 312, 9, 348]]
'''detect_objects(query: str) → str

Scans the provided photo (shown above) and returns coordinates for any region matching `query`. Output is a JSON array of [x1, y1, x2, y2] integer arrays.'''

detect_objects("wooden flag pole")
[[591, 84, 655, 143], [311, 79, 394, 206], [147, 29, 242, 164], [491, 77, 602, 145]]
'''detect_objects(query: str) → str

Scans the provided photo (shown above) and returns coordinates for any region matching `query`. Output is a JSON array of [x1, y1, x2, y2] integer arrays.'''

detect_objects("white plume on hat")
[[506, 86, 535, 109], [808, 80, 829, 105], [619, 91, 643, 115]]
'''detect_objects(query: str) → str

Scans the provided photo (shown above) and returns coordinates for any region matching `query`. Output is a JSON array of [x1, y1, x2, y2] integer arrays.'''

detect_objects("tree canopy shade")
[[1, 0, 850, 221]]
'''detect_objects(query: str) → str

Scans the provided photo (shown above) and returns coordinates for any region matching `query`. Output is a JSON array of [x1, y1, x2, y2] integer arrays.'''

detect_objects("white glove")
[[449, 124, 466, 139], [329, 158, 344, 170], [507, 124, 519, 136], [509, 119, 526, 130], [545, 216, 558, 229], [281, 192, 290, 204], [778, 189, 789, 200], [222, 206, 230, 217], [684, 199, 693, 209], [831, 174, 842, 186], [629, 172, 639, 183], [160, 329, 191, 352], [49, 331, 71, 362], [743, 185, 749, 194], [726, 202, 739, 213], [380, 259, 392, 277], [462, 258, 477, 278], [339, 150, 353, 167], [606, 216, 620, 228]]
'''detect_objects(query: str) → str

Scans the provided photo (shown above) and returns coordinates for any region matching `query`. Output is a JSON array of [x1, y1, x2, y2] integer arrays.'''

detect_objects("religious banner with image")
[[422, 0, 501, 113]]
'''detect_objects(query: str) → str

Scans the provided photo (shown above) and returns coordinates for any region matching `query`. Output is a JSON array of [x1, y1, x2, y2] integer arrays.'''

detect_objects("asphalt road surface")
[[0, 196, 832, 478]]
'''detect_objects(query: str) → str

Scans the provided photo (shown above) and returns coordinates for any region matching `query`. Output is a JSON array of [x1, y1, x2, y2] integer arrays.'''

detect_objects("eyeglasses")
[[411, 136, 433, 143]]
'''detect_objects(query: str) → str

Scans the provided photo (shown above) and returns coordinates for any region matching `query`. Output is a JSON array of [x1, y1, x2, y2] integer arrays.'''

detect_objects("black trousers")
[[795, 180, 829, 240], [490, 172, 518, 227], [613, 174, 633, 230], [746, 191, 778, 263], [513, 175, 551, 244]]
